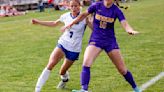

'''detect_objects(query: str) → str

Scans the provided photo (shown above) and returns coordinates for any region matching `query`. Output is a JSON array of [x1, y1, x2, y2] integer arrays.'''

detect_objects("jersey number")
[[100, 21, 107, 29], [69, 31, 73, 38]]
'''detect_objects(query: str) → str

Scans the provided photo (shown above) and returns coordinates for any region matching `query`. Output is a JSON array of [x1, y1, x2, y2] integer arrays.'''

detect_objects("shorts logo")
[[89, 42, 96, 45]]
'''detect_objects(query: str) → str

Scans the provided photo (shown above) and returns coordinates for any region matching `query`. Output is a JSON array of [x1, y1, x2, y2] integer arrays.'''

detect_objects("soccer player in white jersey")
[[31, 0, 92, 92]]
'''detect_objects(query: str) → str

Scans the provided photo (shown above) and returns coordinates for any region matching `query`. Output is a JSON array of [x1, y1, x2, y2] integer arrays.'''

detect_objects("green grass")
[[0, 0, 164, 92]]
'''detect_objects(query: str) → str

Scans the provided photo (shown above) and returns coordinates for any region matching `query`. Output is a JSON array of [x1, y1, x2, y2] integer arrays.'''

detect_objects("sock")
[[81, 66, 90, 91], [123, 70, 137, 89], [61, 71, 69, 82], [35, 68, 50, 92]]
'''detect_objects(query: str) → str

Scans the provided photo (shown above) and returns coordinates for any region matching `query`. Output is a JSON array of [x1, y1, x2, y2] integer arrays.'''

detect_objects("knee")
[[83, 58, 93, 67], [46, 58, 58, 71]]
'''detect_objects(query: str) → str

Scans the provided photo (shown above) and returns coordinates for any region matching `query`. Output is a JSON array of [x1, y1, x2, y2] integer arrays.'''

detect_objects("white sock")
[[61, 71, 69, 81], [35, 68, 50, 92]]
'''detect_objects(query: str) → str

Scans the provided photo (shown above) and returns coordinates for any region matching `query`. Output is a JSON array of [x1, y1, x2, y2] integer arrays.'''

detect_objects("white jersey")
[[58, 12, 87, 52]]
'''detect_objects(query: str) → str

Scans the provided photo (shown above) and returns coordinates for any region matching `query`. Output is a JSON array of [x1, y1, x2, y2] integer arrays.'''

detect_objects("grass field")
[[0, 0, 164, 92]]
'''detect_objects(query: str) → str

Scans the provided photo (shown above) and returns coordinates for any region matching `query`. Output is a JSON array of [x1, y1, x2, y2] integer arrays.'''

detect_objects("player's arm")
[[70, 11, 90, 27], [64, 11, 90, 30], [116, 7, 139, 35], [32, 19, 61, 27], [86, 16, 93, 30], [121, 20, 139, 35]]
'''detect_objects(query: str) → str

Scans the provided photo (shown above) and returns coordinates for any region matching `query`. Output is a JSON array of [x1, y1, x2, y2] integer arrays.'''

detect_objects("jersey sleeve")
[[59, 13, 65, 23], [87, 3, 97, 14], [116, 7, 126, 22]]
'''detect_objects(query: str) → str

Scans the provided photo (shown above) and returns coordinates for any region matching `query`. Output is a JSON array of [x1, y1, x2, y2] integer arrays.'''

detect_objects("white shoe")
[[56, 71, 70, 89], [56, 81, 67, 89]]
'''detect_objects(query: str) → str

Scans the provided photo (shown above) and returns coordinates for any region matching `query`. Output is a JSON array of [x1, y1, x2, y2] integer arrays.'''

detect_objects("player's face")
[[70, 1, 80, 14], [104, 0, 113, 5]]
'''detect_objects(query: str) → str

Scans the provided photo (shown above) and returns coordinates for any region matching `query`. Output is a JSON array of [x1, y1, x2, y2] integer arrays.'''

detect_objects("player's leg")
[[57, 58, 74, 88], [107, 49, 127, 75], [57, 48, 80, 88], [59, 58, 74, 75], [35, 47, 64, 92], [72, 45, 102, 92], [107, 49, 141, 92]]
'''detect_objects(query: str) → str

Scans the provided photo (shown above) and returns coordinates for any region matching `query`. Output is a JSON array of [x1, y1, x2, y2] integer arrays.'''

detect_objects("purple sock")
[[81, 66, 90, 90], [123, 70, 137, 89]]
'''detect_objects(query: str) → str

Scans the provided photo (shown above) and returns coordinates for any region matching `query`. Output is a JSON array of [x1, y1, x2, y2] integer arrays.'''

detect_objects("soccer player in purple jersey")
[[63, 0, 141, 92]]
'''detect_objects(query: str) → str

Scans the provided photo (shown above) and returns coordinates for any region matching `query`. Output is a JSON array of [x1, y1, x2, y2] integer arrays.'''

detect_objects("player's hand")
[[60, 26, 66, 32], [60, 24, 72, 32], [127, 30, 139, 35], [31, 19, 39, 24]]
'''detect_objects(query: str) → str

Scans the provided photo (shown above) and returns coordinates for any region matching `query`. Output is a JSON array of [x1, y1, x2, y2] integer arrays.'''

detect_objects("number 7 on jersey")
[[69, 31, 73, 38]]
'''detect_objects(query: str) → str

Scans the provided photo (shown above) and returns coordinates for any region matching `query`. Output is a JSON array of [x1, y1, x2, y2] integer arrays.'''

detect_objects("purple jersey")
[[88, 2, 125, 44]]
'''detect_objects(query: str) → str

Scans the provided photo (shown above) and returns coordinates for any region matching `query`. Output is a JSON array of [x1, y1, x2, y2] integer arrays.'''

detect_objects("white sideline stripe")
[[140, 72, 164, 91]]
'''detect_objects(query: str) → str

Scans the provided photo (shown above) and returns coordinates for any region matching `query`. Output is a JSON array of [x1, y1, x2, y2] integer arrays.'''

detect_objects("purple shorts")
[[88, 40, 119, 53]]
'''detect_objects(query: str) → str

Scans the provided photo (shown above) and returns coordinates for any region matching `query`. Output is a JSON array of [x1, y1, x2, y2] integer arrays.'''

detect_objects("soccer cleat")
[[56, 71, 69, 89], [72, 89, 88, 92], [133, 87, 142, 92], [56, 81, 67, 89]]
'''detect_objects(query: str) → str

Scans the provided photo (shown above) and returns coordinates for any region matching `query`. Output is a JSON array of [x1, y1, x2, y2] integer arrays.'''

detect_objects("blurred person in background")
[[0, 6, 6, 17], [38, 0, 45, 12]]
